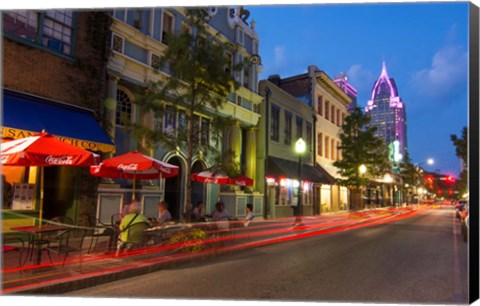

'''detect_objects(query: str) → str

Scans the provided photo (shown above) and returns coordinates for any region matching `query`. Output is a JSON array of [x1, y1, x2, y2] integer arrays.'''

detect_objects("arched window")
[[116, 89, 132, 126]]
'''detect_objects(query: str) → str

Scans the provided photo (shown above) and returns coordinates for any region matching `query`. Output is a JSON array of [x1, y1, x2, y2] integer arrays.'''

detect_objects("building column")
[[245, 127, 257, 191], [105, 75, 119, 154], [228, 121, 242, 168]]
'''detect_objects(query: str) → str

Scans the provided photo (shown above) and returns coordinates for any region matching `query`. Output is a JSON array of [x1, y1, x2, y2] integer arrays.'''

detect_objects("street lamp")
[[295, 138, 306, 225], [358, 164, 367, 210]]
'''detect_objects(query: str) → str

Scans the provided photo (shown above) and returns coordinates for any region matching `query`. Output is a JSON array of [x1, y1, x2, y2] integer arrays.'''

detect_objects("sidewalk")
[[1, 206, 424, 295]]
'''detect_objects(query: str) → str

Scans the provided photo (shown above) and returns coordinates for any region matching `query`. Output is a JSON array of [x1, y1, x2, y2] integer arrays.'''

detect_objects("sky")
[[248, 2, 470, 176]]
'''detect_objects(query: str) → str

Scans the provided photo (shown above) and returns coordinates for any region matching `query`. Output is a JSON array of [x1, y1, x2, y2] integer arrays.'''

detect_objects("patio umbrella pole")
[[39, 166, 44, 228], [132, 173, 136, 200]]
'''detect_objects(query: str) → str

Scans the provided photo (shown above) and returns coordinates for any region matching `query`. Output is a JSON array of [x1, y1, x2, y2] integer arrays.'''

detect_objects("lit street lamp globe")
[[295, 138, 306, 155], [359, 164, 367, 175]]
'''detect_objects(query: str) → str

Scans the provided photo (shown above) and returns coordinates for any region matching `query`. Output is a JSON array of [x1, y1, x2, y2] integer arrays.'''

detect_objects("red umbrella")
[[1, 131, 98, 225], [90, 151, 179, 198], [228, 175, 254, 187], [191, 170, 253, 187], [191, 170, 230, 185]]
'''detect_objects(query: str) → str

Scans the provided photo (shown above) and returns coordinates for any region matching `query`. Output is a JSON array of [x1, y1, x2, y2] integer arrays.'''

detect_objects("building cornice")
[[316, 72, 351, 106]]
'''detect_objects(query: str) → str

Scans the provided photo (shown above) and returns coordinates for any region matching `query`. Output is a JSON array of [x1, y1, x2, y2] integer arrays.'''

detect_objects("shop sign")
[[1, 127, 115, 153]]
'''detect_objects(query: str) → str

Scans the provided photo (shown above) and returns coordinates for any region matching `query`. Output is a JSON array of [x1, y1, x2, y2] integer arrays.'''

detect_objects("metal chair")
[[27, 216, 73, 262], [85, 215, 115, 253], [2, 237, 25, 267], [115, 221, 149, 256], [46, 228, 88, 266]]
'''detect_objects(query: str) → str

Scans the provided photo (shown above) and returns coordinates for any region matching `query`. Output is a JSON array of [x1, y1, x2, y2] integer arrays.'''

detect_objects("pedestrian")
[[244, 203, 255, 227], [191, 201, 206, 222]]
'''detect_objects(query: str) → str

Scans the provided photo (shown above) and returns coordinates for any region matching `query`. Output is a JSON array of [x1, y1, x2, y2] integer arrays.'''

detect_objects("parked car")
[[455, 200, 468, 220], [460, 204, 469, 242]]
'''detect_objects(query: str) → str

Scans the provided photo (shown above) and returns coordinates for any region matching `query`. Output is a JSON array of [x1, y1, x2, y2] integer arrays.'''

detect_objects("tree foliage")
[[130, 8, 242, 221], [450, 126, 468, 196], [334, 107, 390, 189]]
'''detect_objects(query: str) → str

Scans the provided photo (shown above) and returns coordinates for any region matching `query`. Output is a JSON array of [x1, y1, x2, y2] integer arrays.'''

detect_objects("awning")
[[2, 90, 115, 153], [268, 156, 337, 185]]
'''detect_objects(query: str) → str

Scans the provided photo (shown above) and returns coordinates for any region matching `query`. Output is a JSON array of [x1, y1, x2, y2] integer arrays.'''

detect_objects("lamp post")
[[295, 138, 306, 225]]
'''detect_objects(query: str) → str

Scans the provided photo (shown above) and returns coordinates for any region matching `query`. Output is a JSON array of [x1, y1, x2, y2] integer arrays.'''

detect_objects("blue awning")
[[2, 90, 115, 153]]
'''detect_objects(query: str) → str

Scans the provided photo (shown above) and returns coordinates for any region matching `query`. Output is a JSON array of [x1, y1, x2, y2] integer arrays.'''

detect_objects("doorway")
[[164, 156, 183, 221]]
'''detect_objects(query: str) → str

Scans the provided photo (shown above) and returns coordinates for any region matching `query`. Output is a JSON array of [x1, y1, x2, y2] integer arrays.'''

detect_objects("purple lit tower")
[[334, 72, 358, 112], [365, 61, 407, 163]]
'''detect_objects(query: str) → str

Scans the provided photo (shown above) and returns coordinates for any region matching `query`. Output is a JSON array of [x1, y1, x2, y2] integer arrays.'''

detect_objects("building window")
[[284, 111, 292, 145], [337, 109, 340, 127], [116, 89, 132, 126], [3, 11, 38, 42], [112, 33, 125, 53], [296, 116, 303, 139], [225, 52, 233, 75], [271, 105, 280, 142], [164, 105, 176, 137], [325, 101, 330, 121], [306, 122, 312, 148], [200, 117, 210, 146], [243, 65, 250, 88], [331, 105, 335, 124], [237, 27, 244, 45], [337, 140, 341, 160], [162, 11, 174, 45], [325, 136, 329, 159], [317, 96, 323, 116], [317, 133, 323, 157], [4, 10, 75, 56], [342, 113, 345, 126], [178, 110, 187, 131], [331, 139, 336, 160], [150, 52, 161, 69]]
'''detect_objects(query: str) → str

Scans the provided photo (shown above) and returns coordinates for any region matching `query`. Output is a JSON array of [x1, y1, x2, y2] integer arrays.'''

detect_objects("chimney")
[[268, 74, 281, 86]]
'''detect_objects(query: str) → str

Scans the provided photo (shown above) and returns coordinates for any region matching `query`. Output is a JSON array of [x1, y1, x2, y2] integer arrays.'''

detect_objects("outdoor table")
[[144, 223, 189, 244], [11, 225, 70, 265]]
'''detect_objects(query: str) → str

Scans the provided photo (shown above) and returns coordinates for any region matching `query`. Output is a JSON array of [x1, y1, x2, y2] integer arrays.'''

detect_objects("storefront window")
[[2, 165, 34, 210]]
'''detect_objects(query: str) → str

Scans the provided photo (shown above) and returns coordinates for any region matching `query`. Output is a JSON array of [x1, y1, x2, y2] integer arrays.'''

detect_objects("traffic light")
[[446, 175, 455, 183]]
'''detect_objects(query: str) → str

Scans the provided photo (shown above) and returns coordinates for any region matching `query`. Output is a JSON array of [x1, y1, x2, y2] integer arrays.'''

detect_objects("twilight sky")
[[248, 2, 469, 176]]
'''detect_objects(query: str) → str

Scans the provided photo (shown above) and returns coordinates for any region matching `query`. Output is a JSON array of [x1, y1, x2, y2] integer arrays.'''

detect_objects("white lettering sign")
[[117, 164, 138, 171], [45, 155, 73, 165]]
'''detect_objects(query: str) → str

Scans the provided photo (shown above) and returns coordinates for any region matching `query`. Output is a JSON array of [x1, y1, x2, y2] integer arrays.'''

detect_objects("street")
[[68, 206, 468, 304]]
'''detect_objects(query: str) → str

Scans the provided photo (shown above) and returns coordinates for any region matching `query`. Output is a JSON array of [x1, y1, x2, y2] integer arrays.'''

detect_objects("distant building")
[[365, 61, 408, 166], [265, 65, 350, 213], [334, 72, 358, 112]]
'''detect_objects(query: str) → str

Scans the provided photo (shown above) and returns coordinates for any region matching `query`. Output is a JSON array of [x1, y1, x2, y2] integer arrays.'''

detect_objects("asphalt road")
[[68, 206, 468, 304]]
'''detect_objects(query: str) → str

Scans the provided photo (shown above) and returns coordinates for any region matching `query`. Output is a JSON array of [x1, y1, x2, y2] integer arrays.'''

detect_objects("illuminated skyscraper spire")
[[365, 60, 408, 167]]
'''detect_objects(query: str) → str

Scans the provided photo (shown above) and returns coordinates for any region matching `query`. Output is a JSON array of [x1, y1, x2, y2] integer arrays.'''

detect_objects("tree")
[[130, 8, 242, 222], [450, 126, 468, 196], [334, 107, 390, 209], [397, 151, 423, 203]]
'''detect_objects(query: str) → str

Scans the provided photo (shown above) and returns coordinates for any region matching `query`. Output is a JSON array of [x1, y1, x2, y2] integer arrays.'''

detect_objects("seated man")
[[116, 201, 149, 256], [244, 203, 255, 227]]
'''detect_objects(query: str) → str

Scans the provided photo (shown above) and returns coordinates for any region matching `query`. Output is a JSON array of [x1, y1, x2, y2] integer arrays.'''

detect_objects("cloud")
[[410, 45, 467, 101]]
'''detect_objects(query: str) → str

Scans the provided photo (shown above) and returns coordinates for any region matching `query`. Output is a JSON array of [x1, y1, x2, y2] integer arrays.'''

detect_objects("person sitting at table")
[[191, 201, 206, 222], [155, 200, 172, 225], [243, 203, 255, 227], [116, 201, 149, 256]]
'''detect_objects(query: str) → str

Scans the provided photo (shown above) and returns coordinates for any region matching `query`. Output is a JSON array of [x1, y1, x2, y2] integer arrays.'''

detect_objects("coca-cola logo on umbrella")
[[45, 155, 73, 165], [0, 155, 9, 163], [117, 163, 138, 171]]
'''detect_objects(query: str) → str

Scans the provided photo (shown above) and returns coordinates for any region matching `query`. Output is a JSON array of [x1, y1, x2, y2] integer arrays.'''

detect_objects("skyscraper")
[[334, 72, 358, 112], [365, 61, 407, 165]]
